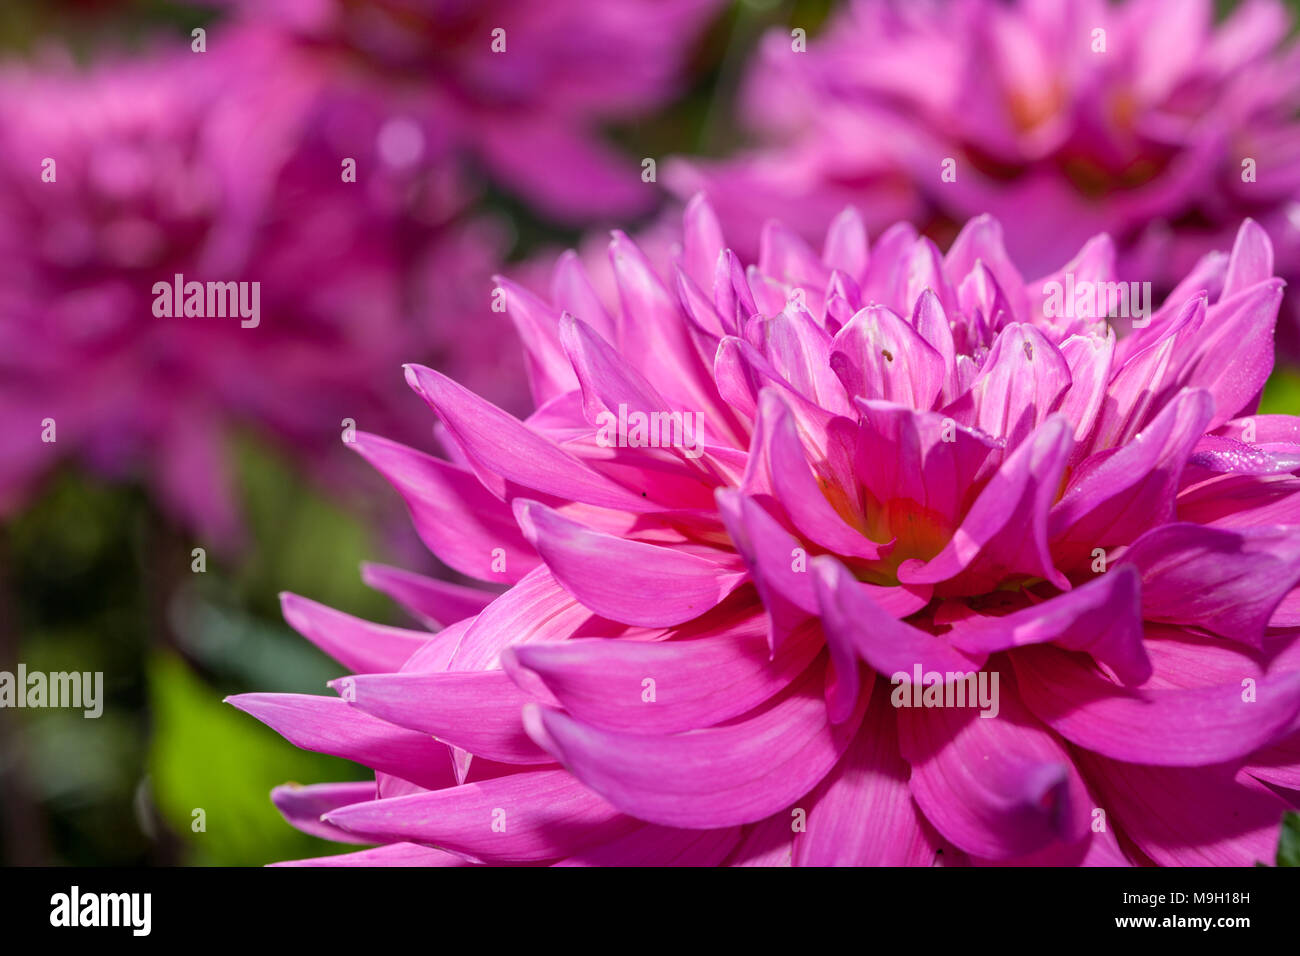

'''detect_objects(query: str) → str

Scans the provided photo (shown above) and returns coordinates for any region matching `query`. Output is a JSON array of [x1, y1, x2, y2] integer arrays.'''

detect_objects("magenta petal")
[[522, 660, 866, 829], [749, 389, 882, 560], [271, 782, 375, 844], [350, 431, 538, 583], [226, 694, 455, 791], [1177, 279, 1284, 430], [815, 556, 981, 722], [1013, 643, 1300, 766], [948, 567, 1151, 686], [716, 490, 816, 647], [831, 304, 946, 409], [359, 562, 499, 631], [496, 276, 578, 405], [280, 592, 432, 675], [271, 843, 473, 867], [795, 681, 948, 866], [505, 611, 820, 734], [944, 323, 1071, 449], [899, 416, 1072, 593], [1221, 218, 1275, 301], [404, 363, 655, 513], [1049, 388, 1214, 567], [855, 399, 1001, 536], [323, 769, 635, 863], [338, 670, 551, 765], [897, 680, 1089, 860], [515, 499, 745, 627], [554, 823, 742, 867], [1117, 522, 1300, 646], [1075, 755, 1291, 866]]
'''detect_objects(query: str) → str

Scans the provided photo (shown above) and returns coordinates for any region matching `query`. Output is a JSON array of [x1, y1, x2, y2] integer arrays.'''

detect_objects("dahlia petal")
[[911, 290, 957, 400], [359, 562, 499, 631], [496, 276, 578, 404], [944, 323, 1070, 449], [350, 431, 538, 583], [521, 660, 867, 829], [795, 680, 947, 866], [550, 249, 616, 344], [1117, 522, 1300, 646], [760, 220, 830, 291], [1014, 644, 1300, 765], [855, 399, 1002, 538], [902, 237, 958, 319], [750, 306, 851, 415], [558, 313, 685, 440], [831, 305, 946, 409], [1091, 296, 1206, 451], [1243, 730, 1300, 791], [1056, 330, 1114, 450], [323, 769, 635, 863], [609, 230, 718, 409], [403, 364, 655, 513], [280, 592, 432, 675], [1048, 388, 1214, 566], [681, 193, 727, 295], [336, 670, 552, 765], [897, 678, 1090, 860], [1177, 279, 1284, 430], [554, 823, 742, 867], [821, 206, 868, 281], [1187, 434, 1300, 475], [443, 565, 612, 674], [270, 782, 374, 844], [717, 491, 817, 646], [749, 389, 882, 560], [504, 611, 821, 735], [1176, 474, 1300, 529], [514, 499, 745, 627], [226, 694, 456, 791], [1222, 218, 1275, 300], [815, 556, 981, 722], [942, 215, 1028, 319], [947, 566, 1151, 686], [271, 843, 472, 867], [1075, 755, 1291, 866], [723, 814, 795, 867], [898, 416, 1072, 593]]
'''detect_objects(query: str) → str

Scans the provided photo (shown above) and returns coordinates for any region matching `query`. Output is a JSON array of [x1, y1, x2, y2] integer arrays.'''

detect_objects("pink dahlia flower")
[[0, 40, 520, 545], [234, 198, 1300, 866], [202, 0, 724, 223], [668, 0, 1300, 350]]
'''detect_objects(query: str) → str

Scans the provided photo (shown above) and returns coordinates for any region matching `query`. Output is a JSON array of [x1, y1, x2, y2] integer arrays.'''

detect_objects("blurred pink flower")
[[668, 0, 1300, 348], [235, 198, 1300, 866], [0, 39, 519, 546], [205, 0, 724, 223]]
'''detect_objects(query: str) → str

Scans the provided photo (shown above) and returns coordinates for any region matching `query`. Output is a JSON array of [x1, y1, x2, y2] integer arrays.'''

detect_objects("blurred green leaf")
[[148, 651, 365, 866], [1259, 368, 1300, 416], [1278, 812, 1300, 867], [230, 434, 389, 622]]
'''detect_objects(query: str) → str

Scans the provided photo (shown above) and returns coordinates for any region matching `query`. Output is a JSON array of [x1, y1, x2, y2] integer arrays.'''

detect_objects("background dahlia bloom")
[[234, 197, 1300, 866], [203, 0, 724, 223], [668, 0, 1300, 350], [0, 40, 517, 545]]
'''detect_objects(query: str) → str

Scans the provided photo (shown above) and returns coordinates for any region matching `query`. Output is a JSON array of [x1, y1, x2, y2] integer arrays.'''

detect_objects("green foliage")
[[147, 651, 365, 866], [1278, 812, 1300, 867], [1259, 368, 1300, 416]]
